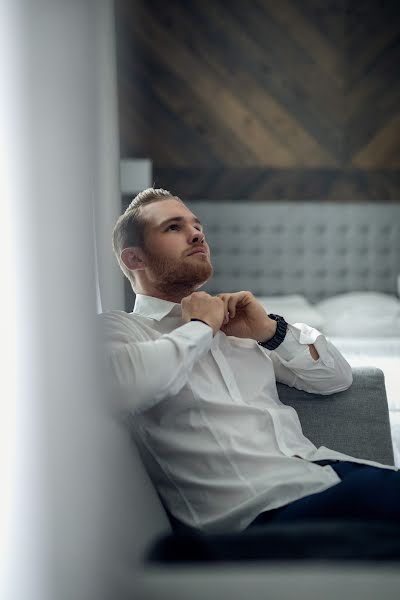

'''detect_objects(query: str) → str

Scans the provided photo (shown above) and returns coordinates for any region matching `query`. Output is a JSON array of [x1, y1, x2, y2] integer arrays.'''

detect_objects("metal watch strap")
[[257, 314, 288, 350]]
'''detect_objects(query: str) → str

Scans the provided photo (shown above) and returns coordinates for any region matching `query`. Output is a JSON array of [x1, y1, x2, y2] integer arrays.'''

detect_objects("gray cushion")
[[277, 366, 394, 466]]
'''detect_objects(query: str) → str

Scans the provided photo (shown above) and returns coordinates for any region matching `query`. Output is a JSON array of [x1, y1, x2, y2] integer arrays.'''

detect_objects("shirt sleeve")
[[268, 322, 353, 395], [98, 312, 213, 413]]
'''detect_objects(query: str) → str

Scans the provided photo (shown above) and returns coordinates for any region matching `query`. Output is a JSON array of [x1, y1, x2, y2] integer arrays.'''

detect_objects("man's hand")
[[217, 291, 277, 341], [181, 291, 225, 336]]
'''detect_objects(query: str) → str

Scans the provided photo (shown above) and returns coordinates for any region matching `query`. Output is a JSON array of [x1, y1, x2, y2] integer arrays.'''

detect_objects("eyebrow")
[[158, 216, 203, 229]]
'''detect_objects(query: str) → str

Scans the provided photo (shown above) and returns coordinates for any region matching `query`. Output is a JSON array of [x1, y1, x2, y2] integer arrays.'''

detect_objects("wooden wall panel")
[[115, 0, 400, 200]]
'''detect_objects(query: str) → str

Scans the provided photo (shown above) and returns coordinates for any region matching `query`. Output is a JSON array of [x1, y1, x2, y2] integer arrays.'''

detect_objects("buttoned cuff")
[[273, 323, 334, 367]]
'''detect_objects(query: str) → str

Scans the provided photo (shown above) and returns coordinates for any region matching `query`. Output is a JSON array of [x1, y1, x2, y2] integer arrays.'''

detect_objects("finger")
[[234, 291, 254, 309], [227, 291, 248, 318], [227, 295, 239, 319], [219, 292, 242, 320], [223, 300, 230, 324], [217, 294, 230, 324]]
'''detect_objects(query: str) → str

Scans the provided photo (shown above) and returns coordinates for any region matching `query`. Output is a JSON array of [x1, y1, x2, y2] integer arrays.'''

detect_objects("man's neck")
[[135, 284, 197, 304]]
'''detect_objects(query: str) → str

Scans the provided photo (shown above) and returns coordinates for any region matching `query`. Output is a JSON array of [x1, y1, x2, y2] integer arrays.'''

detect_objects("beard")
[[143, 247, 213, 296]]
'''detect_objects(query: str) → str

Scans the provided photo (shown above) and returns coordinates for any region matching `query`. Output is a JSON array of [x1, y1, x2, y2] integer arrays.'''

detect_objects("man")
[[100, 187, 399, 534]]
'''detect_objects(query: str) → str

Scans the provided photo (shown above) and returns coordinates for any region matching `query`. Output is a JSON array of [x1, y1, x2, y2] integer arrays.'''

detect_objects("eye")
[[166, 223, 180, 231]]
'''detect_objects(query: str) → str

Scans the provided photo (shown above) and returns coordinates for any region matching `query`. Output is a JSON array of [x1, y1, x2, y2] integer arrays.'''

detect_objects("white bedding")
[[255, 294, 325, 331], [315, 292, 400, 337], [256, 291, 400, 338], [327, 336, 400, 409]]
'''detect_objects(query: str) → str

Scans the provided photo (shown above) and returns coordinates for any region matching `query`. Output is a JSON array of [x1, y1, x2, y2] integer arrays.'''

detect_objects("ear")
[[120, 247, 146, 272]]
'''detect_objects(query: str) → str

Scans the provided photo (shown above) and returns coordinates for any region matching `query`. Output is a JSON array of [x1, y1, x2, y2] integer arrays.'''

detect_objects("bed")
[[186, 201, 400, 465]]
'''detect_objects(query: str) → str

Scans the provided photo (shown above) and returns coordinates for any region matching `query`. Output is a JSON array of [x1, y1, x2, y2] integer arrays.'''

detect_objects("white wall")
[[94, 0, 125, 313]]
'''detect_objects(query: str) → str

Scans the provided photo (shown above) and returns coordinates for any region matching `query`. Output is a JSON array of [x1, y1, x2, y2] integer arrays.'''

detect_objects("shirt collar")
[[133, 294, 181, 321]]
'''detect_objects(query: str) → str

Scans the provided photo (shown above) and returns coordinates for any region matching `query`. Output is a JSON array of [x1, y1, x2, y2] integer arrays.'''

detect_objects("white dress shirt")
[[99, 294, 393, 533]]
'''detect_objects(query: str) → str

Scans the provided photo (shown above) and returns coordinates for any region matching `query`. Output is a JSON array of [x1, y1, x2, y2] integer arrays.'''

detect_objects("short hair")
[[112, 187, 179, 287]]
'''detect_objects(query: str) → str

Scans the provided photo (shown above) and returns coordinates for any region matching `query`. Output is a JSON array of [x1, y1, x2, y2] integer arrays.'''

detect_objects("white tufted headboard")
[[186, 202, 400, 303]]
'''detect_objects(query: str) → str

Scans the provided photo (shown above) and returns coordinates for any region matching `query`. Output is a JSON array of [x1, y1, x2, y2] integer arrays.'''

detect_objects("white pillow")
[[255, 294, 325, 331], [314, 292, 400, 337]]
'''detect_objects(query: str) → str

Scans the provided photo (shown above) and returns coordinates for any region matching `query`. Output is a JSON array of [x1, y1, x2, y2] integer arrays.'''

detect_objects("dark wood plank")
[[115, 0, 400, 202], [131, 1, 272, 165], [353, 113, 400, 168], [194, 0, 346, 160], [153, 167, 400, 201], [346, 38, 400, 158], [150, 0, 336, 167], [297, 0, 346, 48]]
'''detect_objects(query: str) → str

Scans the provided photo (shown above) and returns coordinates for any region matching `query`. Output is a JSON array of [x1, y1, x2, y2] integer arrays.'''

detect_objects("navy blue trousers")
[[249, 461, 400, 527]]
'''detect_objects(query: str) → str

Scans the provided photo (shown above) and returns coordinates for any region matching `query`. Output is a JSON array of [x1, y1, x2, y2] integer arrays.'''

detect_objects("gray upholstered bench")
[[109, 367, 399, 599]]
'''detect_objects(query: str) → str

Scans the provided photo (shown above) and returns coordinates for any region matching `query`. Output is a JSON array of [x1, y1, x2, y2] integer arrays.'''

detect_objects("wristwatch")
[[257, 314, 288, 350]]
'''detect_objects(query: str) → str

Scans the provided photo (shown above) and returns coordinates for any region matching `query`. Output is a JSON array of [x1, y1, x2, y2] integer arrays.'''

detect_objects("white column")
[[0, 2, 123, 599], [0, 2, 48, 599]]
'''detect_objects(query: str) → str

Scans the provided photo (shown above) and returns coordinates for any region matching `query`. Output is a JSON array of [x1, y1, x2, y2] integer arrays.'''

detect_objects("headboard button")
[[251, 269, 264, 278], [337, 268, 348, 277]]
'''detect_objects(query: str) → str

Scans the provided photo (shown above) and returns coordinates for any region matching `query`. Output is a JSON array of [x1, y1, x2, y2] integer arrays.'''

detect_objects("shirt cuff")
[[273, 323, 334, 368], [178, 319, 214, 351]]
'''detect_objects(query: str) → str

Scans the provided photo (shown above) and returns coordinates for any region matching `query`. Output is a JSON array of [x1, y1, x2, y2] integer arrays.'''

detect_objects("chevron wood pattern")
[[115, 0, 400, 200]]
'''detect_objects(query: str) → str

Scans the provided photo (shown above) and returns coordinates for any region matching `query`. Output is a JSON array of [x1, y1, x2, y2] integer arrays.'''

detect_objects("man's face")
[[140, 198, 213, 290]]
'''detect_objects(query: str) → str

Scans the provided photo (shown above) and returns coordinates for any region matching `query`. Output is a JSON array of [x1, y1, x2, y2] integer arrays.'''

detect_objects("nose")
[[190, 228, 205, 244]]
